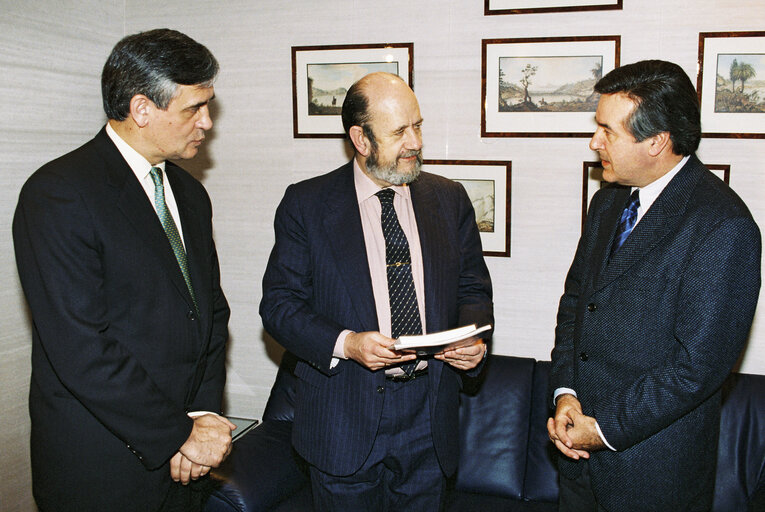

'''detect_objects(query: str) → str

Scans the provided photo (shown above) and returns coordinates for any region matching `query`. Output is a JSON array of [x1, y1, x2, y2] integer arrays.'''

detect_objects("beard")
[[366, 148, 423, 185]]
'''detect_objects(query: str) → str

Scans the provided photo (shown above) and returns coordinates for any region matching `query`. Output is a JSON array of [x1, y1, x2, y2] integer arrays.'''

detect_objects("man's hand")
[[547, 394, 604, 459], [170, 452, 210, 485], [434, 338, 486, 370], [178, 413, 235, 468], [345, 331, 416, 371]]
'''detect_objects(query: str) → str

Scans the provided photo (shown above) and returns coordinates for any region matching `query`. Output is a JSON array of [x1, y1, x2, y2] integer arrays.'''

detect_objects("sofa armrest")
[[206, 420, 309, 512]]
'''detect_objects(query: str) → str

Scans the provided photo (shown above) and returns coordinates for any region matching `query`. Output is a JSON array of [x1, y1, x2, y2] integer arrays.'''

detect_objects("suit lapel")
[[322, 164, 379, 330], [96, 130, 198, 313], [409, 176, 445, 385], [595, 157, 703, 291], [409, 176, 444, 331]]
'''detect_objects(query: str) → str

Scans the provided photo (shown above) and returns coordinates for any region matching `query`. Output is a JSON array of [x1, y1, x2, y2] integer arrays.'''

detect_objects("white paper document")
[[393, 324, 492, 356]]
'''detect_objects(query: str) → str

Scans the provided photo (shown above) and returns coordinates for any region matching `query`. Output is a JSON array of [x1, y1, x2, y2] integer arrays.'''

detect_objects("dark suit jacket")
[[550, 156, 761, 511], [13, 128, 230, 511], [259, 161, 493, 477]]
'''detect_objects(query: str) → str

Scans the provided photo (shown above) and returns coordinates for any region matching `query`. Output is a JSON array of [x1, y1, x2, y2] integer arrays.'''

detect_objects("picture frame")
[[697, 31, 765, 138], [582, 161, 731, 231], [482, 36, 620, 137], [291, 43, 414, 138], [422, 159, 511, 257], [485, 0, 622, 16]]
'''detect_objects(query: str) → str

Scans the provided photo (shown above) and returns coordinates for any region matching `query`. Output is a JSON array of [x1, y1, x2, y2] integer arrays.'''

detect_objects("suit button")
[[580, 352, 589, 361], [377, 386, 385, 393], [187, 310, 196, 321], [587, 303, 597, 312]]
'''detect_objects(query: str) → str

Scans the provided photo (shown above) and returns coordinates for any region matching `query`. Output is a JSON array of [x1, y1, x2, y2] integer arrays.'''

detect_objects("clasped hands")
[[546, 394, 605, 459], [170, 413, 236, 485], [344, 331, 486, 371]]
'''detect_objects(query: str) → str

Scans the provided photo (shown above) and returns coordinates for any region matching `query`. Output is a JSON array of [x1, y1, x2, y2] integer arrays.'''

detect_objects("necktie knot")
[[149, 166, 163, 188], [376, 187, 395, 205]]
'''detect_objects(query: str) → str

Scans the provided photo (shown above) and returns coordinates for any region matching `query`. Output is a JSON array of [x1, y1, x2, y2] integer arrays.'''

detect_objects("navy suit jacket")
[[550, 156, 761, 511], [260, 161, 493, 476], [13, 128, 230, 511]]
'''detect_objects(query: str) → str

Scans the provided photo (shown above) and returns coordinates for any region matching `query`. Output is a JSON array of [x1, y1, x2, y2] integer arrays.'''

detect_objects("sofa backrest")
[[260, 352, 765, 508], [455, 355, 558, 502]]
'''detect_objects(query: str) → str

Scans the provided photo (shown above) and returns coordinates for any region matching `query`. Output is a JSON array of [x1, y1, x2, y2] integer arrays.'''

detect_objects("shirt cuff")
[[553, 387, 577, 406], [594, 420, 617, 451], [330, 329, 353, 369]]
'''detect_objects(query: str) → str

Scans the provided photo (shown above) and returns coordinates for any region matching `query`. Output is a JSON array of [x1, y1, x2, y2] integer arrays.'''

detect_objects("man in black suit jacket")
[[548, 60, 761, 511], [260, 72, 493, 511], [13, 29, 233, 512]]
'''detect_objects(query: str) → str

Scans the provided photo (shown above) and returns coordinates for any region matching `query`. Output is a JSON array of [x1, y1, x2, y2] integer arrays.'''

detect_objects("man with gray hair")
[[14, 28, 232, 511]]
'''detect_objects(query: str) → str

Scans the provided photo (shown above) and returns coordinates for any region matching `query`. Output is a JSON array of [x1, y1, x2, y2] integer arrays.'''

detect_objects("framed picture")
[[482, 36, 620, 137], [582, 161, 732, 231], [291, 43, 414, 138], [707, 164, 731, 185], [422, 160, 511, 257], [697, 31, 765, 138], [582, 161, 605, 231], [485, 0, 622, 15]]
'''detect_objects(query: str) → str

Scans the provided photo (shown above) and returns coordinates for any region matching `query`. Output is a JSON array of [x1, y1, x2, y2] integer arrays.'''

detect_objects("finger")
[[170, 452, 182, 482], [200, 465, 211, 477], [190, 462, 203, 480], [179, 454, 193, 485]]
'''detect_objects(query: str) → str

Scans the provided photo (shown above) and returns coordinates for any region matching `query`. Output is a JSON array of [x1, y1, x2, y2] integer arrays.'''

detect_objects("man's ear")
[[648, 131, 672, 157], [349, 125, 371, 157], [129, 95, 153, 128]]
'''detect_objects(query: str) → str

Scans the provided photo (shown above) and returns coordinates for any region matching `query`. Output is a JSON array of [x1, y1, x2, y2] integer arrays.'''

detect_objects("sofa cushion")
[[523, 360, 559, 502], [713, 371, 765, 511], [455, 355, 535, 499]]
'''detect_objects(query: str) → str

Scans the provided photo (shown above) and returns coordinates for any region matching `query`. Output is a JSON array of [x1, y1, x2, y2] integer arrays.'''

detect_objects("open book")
[[393, 324, 492, 356]]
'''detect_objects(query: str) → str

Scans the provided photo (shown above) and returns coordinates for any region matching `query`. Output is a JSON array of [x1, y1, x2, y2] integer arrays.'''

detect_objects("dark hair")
[[341, 78, 375, 148], [594, 60, 700, 155], [101, 28, 219, 121]]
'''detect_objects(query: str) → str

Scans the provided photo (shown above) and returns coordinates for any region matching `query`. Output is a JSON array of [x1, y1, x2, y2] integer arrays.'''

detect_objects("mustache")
[[398, 149, 422, 161]]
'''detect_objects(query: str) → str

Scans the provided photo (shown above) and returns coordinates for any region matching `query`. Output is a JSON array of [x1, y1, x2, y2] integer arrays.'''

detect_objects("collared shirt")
[[331, 159, 427, 366], [554, 154, 690, 451], [105, 123, 186, 249]]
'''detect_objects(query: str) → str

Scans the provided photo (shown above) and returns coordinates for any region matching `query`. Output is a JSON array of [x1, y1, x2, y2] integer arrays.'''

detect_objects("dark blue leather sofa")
[[205, 353, 765, 511]]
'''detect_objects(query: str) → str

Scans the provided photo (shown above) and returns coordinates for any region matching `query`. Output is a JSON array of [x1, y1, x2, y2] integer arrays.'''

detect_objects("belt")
[[385, 368, 428, 382]]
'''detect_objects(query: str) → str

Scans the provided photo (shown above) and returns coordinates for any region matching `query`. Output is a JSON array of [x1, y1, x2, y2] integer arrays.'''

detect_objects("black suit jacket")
[[550, 156, 761, 511], [13, 128, 230, 511], [260, 161, 493, 476]]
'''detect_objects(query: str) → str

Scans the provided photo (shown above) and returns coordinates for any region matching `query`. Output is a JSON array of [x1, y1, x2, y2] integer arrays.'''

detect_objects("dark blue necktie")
[[611, 189, 640, 257], [376, 188, 422, 375]]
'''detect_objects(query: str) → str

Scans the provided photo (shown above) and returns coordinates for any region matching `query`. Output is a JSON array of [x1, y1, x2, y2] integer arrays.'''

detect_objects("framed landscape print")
[[697, 31, 765, 138], [482, 36, 620, 137], [292, 43, 414, 138], [485, 0, 622, 15], [423, 160, 512, 257]]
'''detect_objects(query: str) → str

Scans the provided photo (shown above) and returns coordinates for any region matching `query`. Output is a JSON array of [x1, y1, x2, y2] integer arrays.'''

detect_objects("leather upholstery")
[[206, 354, 765, 511]]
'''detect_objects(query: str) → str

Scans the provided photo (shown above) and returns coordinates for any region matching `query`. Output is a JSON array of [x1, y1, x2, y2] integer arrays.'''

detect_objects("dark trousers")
[[310, 374, 445, 512]]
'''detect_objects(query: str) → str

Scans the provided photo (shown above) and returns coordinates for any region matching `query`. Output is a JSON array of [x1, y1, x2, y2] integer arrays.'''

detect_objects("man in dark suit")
[[548, 60, 761, 511], [260, 72, 493, 511], [13, 29, 233, 512]]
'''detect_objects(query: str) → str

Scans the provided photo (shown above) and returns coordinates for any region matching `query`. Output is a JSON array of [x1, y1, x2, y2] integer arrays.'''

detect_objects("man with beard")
[[260, 72, 493, 511]]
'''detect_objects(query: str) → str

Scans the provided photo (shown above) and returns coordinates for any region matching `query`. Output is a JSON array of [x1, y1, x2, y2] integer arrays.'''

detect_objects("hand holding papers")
[[393, 324, 492, 356]]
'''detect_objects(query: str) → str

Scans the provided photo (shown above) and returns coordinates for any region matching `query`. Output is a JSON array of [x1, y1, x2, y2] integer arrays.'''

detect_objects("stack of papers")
[[393, 324, 492, 356]]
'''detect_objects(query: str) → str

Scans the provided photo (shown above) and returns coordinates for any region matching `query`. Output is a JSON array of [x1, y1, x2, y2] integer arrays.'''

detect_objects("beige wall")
[[3, 1, 765, 509]]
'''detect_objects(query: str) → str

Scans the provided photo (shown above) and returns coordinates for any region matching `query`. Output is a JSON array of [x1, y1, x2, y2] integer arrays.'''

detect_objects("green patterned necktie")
[[149, 167, 197, 310]]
